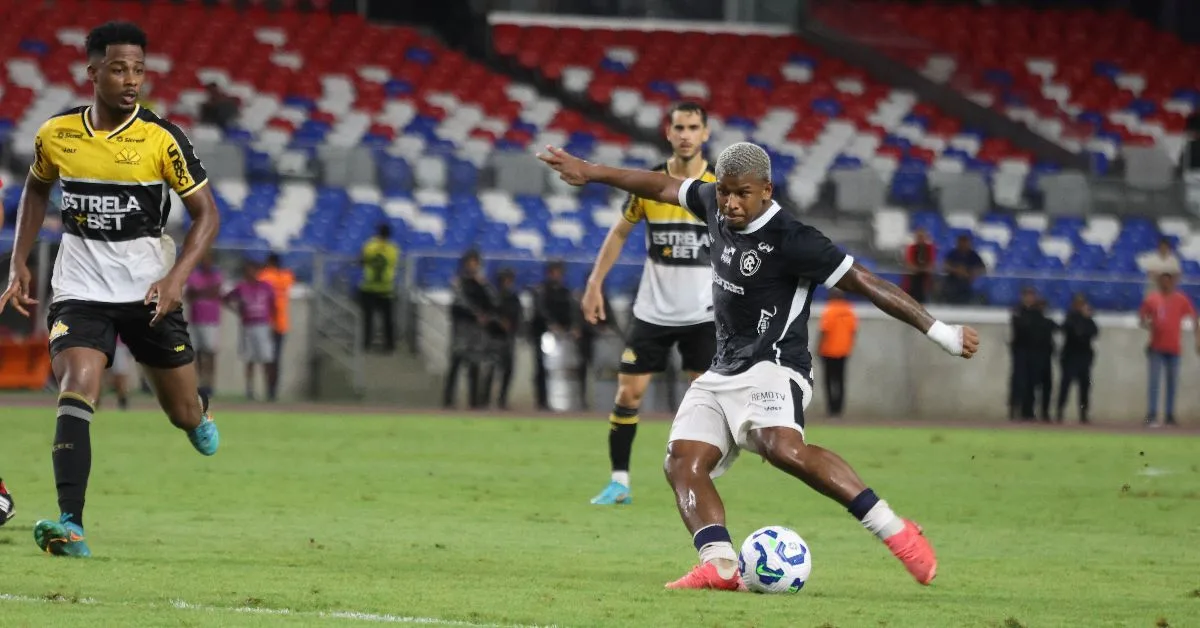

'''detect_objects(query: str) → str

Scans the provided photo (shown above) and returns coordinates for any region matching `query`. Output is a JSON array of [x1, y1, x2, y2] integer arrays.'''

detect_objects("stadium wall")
[[203, 292, 1195, 421], [412, 300, 1200, 422]]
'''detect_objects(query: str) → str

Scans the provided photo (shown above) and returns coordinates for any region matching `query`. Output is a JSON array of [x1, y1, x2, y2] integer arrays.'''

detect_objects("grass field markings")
[[1138, 467, 1175, 477], [0, 592, 561, 627]]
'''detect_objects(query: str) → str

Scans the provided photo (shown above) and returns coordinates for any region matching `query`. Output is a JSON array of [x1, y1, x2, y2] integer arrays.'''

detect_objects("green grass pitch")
[[0, 406, 1198, 627]]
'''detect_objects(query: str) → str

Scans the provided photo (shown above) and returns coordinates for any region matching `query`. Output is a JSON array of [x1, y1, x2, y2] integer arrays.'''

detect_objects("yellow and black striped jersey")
[[30, 104, 208, 304], [621, 161, 716, 327]]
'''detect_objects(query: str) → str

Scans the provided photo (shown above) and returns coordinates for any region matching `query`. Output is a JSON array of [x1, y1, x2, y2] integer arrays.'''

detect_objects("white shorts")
[[240, 324, 275, 363], [109, 343, 136, 376], [668, 361, 814, 478], [191, 324, 220, 354]]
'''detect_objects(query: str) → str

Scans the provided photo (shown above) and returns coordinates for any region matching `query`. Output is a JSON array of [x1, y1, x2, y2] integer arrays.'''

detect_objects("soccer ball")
[[738, 526, 812, 593]]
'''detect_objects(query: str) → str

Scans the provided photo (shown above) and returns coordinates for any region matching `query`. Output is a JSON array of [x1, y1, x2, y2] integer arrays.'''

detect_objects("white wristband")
[[926, 320, 963, 356]]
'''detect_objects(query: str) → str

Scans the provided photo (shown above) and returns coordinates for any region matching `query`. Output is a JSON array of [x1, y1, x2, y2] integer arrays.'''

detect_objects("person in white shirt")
[[1138, 237, 1182, 293]]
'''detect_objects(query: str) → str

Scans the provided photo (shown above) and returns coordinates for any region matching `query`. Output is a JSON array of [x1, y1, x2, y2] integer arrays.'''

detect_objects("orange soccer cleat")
[[883, 519, 938, 585], [664, 562, 747, 591]]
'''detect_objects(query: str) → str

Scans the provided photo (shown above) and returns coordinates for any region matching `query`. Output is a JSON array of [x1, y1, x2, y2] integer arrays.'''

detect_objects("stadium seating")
[[491, 22, 1056, 210], [856, 2, 1198, 172], [0, 0, 664, 292], [873, 209, 1200, 310]]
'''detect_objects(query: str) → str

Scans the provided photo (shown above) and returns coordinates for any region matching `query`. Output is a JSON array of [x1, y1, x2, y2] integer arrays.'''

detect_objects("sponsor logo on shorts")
[[49, 320, 69, 341], [739, 250, 761, 276], [621, 348, 637, 364], [173, 344, 186, 352], [750, 391, 785, 404], [762, 405, 782, 413]]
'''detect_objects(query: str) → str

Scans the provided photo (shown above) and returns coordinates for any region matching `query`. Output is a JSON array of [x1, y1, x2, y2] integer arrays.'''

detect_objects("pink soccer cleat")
[[664, 562, 747, 591], [883, 519, 938, 585]]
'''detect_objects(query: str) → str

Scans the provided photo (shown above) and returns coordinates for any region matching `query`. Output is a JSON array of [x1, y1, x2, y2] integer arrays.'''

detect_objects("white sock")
[[861, 500, 905, 540], [698, 542, 739, 578], [611, 471, 630, 487]]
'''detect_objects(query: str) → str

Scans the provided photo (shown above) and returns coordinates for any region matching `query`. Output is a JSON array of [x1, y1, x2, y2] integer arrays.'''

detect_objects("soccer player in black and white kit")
[[539, 141, 980, 590]]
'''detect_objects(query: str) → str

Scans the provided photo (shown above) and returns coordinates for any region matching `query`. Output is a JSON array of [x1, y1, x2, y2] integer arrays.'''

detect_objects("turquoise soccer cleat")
[[34, 514, 91, 557], [187, 414, 219, 456], [590, 480, 632, 505]]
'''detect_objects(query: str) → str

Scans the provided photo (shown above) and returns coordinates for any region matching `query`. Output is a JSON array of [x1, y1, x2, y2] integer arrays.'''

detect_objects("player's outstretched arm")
[[536, 146, 683, 206], [0, 174, 52, 316], [835, 262, 980, 358]]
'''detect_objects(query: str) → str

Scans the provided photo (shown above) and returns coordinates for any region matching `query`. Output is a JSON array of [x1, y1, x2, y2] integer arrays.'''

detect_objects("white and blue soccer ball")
[[738, 526, 812, 594]]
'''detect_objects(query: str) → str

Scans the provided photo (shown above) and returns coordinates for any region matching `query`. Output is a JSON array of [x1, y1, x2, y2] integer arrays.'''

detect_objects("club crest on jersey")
[[739, 250, 762, 276], [49, 320, 69, 341], [721, 245, 735, 265], [114, 147, 141, 165]]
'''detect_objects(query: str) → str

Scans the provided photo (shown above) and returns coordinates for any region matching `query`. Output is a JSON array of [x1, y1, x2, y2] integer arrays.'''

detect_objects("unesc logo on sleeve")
[[49, 320, 69, 341]]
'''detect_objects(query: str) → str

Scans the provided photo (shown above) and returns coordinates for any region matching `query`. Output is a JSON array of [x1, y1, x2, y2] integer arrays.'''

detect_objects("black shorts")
[[619, 318, 716, 375], [47, 300, 195, 369]]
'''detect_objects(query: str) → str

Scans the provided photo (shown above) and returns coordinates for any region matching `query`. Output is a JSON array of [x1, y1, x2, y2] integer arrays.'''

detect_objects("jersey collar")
[[82, 104, 140, 139], [736, 201, 781, 234]]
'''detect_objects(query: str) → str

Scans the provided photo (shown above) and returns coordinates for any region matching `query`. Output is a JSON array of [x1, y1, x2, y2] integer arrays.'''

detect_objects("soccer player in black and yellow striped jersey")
[[0, 22, 222, 557], [581, 102, 718, 506]]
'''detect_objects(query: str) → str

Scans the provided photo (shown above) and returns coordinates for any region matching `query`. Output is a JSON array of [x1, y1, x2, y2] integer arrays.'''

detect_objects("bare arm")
[[835, 262, 935, 333], [168, 186, 220, 285], [10, 174, 51, 271], [585, 163, 682, 206], [586, 219, 635, 291], [538, 146, 683, 206]]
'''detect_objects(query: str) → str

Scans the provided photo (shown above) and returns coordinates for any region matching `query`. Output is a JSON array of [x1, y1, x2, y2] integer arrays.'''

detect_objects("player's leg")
[[34, 302, 116, 557], [591, 318, 667, 505], [661, 379, 744, 591], [119, 305, 218, 455], [0, 475, 14, 528], [739, 365, 936, 585]]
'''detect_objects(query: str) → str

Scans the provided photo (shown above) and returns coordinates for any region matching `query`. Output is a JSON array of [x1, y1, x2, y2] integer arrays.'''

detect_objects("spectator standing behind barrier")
[[1137, 237, 1182, 295], [481, 267, 523, 410], [443, 250, 493, 409], [1056, 293, 1098, 424], [1138, 272, 1198, 427], [902, 228, 937, 304], [199, 82, 239, 130], [818, 289, 857, 418], [1009, 287, 1042, 421], [185, 252, 223, 399], [530, 260, 578, 411], [942, 234, 986, 304], [1031, 297, 1058, 422], [223, 261, 278, 401], [258, 253, 294, 402], [359, 223, 400, 354]]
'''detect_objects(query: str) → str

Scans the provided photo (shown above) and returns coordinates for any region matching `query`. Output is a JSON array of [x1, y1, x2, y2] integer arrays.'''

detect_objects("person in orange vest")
[[818, 289, 858, 418], [257, 253, 295, 402]]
